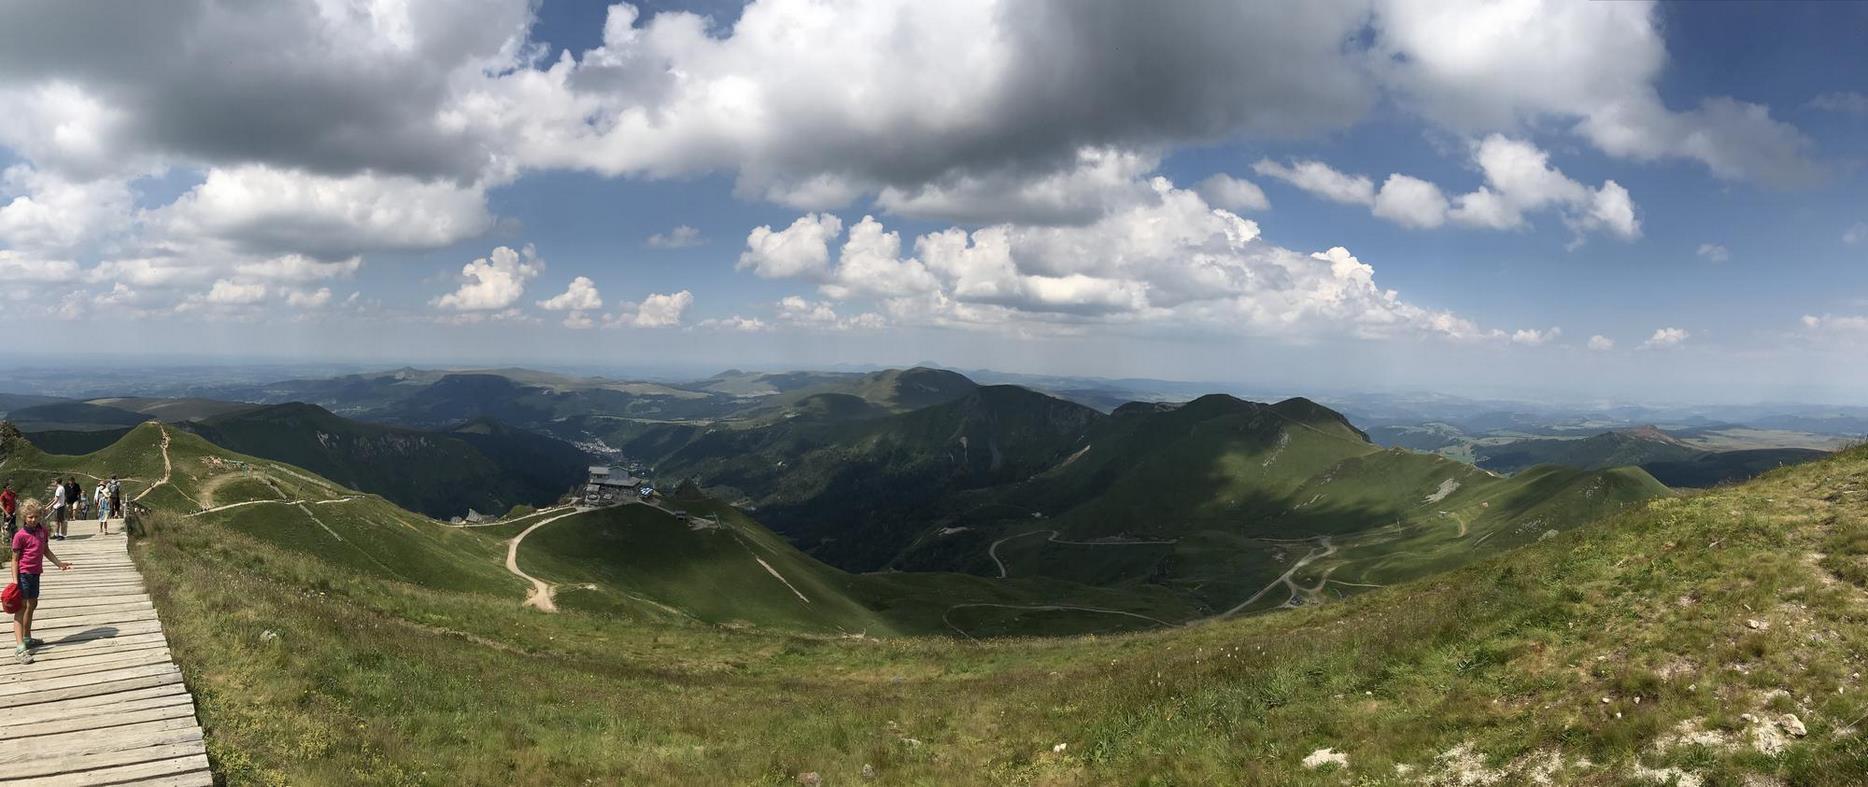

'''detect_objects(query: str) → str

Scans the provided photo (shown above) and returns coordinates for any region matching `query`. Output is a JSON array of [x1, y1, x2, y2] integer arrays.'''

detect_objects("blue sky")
[[0, 1, 1865, 402]]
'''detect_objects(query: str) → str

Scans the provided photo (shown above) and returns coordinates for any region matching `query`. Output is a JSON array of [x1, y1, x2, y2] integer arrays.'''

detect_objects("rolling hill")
[[1475, 426, 1829, 486], [8, 413, 1867, 783], [175, 403, 589, 518]]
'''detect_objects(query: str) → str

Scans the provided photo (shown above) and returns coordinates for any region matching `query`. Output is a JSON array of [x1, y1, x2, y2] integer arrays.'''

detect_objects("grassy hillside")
[[179, 403, 586, 518], [42, 419, 1866, 783]]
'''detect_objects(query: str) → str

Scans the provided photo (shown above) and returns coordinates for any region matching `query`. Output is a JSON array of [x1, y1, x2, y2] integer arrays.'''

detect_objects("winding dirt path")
[[505, 507, 591, 612], [1219, 536, 1336, 617], [988, 529, 1179, 579], [130, 423, 173, 503]]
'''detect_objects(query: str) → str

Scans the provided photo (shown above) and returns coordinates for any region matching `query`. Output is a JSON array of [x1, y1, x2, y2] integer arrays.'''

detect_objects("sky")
[[0, 0, 1866, 403]]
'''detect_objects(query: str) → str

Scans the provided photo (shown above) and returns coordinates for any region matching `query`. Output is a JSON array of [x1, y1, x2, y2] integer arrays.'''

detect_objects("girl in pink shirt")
[[9, 500, 73, 665]]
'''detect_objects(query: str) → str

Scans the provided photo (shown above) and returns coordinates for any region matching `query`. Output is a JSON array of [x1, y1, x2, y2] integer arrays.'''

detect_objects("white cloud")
[[1193, 174, 1271, 212], [432, 245, 542, 311], [234, 255, 362, 282], [561, 311, 595, 330], [698, 315, 771, 332], [1261, 137, 1639, 241], [1587, 334, 1615, 351], [203, 279, 268, 306], [742, 176, 1504, 341], [1801, 314, 1868, 335], [287, 287, 333, 308], [612, 289, 693, 328], [1371, 174, 1449, 229], [875, 148, 1159, 225], [537, 276, 603, 311], [0, 166, 133, 253], [1252, 159, 1375, 205], [1811, 92, 1868, 116], [1639, 327, 1689, 350], [738, 213, 843, 281], [646, 225, 705, 249], [1375, 0, 1816, 187], [776, 296, 887, 331], [1846, 223, 1867, 245], [1510, 327, 1561, 346], [1696, 243, 1729, 263], [0, 249, 80, 282], [153, 165, 493, 260]]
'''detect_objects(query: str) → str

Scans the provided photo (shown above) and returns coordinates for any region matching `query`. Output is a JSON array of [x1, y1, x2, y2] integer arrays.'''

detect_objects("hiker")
[[9, 500, 74, 665], [50, 477, 68, 540], [108, 476, 122, 522], [94, 481, 110, 534], [70, 478, 86, 521], [1, 481, 15, 540]]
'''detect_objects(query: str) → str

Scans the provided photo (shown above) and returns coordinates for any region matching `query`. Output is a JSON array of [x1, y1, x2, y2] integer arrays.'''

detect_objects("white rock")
[[1303, 748, 1349, 769], [1781, 714, 1807, 737]]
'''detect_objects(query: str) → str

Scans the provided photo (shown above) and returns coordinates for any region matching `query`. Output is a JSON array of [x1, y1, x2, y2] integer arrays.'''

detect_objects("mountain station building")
[[584, 465, 643, 506]]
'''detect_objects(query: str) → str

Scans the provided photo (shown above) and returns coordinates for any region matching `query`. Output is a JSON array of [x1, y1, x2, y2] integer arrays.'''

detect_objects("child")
[[95, 481, 111, 534], [9, 500, 74, 664]]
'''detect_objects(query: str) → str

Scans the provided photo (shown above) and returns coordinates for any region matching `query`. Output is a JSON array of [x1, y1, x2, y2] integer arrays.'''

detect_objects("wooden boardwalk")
[[1, 530, 211, 785]]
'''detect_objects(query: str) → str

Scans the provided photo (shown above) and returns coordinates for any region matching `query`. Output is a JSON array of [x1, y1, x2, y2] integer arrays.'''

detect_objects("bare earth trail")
[[505, 507, 595, 612], [988, 529, 1180, 579], [1219, 536, 1336, 617], [943, 603, 1176, 640], [130, 424, 174, 504]]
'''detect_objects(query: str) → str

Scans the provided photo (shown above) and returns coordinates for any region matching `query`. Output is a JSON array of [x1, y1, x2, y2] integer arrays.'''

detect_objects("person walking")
[[1, 481, 16, 540], [50, 478, 68, 541], [94, 481, 110, 534], [8, 500, 74, 664], [108, 476, 122, 522]]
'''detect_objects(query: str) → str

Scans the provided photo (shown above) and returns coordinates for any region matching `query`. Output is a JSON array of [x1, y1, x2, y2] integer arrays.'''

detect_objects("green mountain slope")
[[1476, 426, 1830, 488], [19, 418, 1868, 783], [178, 403, 586, 518]]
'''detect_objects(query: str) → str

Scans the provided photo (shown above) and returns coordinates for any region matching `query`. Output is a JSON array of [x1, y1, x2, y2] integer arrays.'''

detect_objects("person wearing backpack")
[[108, 476, 122, 522], [8, 499, 73, 665]]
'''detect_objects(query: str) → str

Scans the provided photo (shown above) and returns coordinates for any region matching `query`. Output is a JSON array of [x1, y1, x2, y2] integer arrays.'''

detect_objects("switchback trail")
[[988, 529, 1179, 579], [130, 423, 173, 504], [1219, 536, 1336, 617], [505, 507, 592, 612]]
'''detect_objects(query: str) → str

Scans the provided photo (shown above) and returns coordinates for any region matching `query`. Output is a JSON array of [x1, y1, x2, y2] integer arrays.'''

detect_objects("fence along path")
[[0, 529, 211, 785]]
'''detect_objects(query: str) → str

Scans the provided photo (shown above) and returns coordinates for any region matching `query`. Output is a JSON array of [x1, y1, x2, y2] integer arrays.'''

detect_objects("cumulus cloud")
[[646, 225, 705, 248], [537, 276, 603, 311], [1639, 327, 1690, 349], [739, 176, 1509, 341], [1260, 137, 1639, 241], [1811, 92, 1868, 116], [775, 296, 888, 331], [1252, 159, 1376, 205], [1587, 334, 1615, 351], [1375, 0, 1817, 187], [875, 148, 1159, 225], [1371, 174, 1450, 229], [0, 250, 81, 282], [738, 213, 843, 280], [698, 315, 771, 332], [203, 279, 268, 306], [1193, 174, 1271, 212], [287, 287, 334, 308], [1510, 327, 1561, 346], [432, 245, 542, 311], [612, 289, 693, 328], [1696, 243, 1729, 263]]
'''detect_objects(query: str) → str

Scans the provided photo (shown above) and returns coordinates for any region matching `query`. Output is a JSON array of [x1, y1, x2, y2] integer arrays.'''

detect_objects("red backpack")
[[1, 581, 19, 615]]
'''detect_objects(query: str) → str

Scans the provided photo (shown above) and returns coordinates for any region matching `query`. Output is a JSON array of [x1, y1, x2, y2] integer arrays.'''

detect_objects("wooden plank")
[[0, 740, 206, 782], [2, 684, 190, 725], [5, 597, 153, 615], [0, 662, 181, 697], [27, 631, 169, 658], [1, 719, 202, 764], [25, 617, 164, 643], [19, 754, 212, 787], [0, 669, 183, 709], [0, 694, 195, 738], [115, 770, 216, 787], [5, 646, 170, 681], [2, 610, 162, 633]]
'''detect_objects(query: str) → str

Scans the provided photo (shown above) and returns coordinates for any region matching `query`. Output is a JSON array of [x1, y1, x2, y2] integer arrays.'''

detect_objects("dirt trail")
[[988, 529, 1179, 579], [1219, 536, 1336, 617], [505, 507, 592, 612], [131, 424, 173, 503]]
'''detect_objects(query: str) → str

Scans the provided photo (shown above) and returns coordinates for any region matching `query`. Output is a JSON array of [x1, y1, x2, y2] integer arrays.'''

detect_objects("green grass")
[[15, 422, 1868, 783]]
